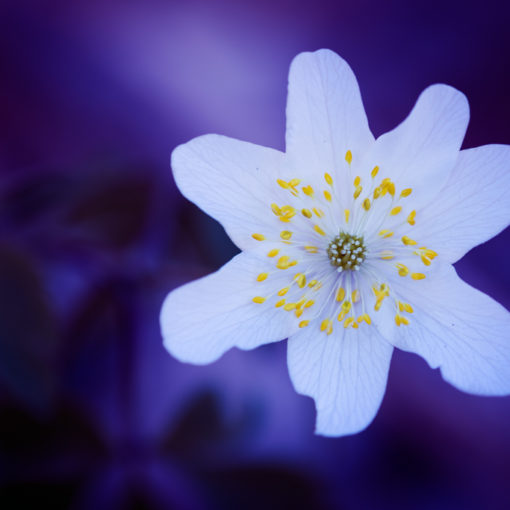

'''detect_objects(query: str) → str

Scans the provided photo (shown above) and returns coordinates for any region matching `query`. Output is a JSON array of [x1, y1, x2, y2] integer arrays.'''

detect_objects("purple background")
[[1, 1, 509, 509]]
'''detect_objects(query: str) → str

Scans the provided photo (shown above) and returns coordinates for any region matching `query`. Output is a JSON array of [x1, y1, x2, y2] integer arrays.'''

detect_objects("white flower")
[[161, 49, 510, 436]]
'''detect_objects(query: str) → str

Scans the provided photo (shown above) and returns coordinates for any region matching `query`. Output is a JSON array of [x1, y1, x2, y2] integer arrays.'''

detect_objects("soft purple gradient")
[[1, 1, 509, 509]]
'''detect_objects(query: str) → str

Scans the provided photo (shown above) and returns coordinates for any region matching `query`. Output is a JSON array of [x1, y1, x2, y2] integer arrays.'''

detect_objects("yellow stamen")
[[278, 287, 289, 296], [295, 308, 304, 318], [324, 173, 333, 186], [304, 300, 315, 308], [407, 210, 416, 226], [276, 179, 289, 189], [275, 299, 285, 308], [364, 314, 372, 325], [336, 287, 346, 302], [302, 185, 314, 197], [267, 249, 279, 257], [256, 272, 268, 282], [344, 209, 350, 223], [411, 273, 426, 280], [390, 206, 402, 216], [373, 187, 382, 199], [284, 302, 297, 311], [395, 314, 402, 326], [252, 296, 266, 304], [371, 166, 379, 178], [313, 207, 325, 218], [400, 316, 410, 325], [320, 319, 330, 331], [354, 176, 361, 187], [324, 190, 332, 202], [344, 317, 354, 328], [304, 245, 318, 254], [420, 254, 431, 266], [342, 301, 352, 312], [289, 178, 301, 188], [400, 188, 412, 198], [252, 233, 265, 241], [380, 250, 394, 260], [363, 198, 371, 211], [314, 225, 326, 236], [302, 208, 312, 218], [308, 279, 318, 288], [296, 274, 306, 288], [345, 150, 352, 164], [271, 203, 281, 216], [351, 290, 360, 303], [353, 186, 362, 199], [402, 236, 417, 246], [280, 230, 293, 240], [396, 263, 409, 277], [299, 320, 309, 328], [276, 256, 290, 269]]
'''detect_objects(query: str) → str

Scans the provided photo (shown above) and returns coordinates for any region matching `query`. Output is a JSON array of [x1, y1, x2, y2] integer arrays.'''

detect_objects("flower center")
[[327, 232, 367, 271]]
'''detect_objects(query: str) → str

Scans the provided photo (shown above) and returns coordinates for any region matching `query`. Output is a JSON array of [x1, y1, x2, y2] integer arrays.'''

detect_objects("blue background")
[[1, 1, 509, 509]]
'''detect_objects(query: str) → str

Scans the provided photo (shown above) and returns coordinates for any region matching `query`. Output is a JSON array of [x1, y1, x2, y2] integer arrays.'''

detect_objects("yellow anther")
[[400, 188, 412, 198], [314, 225, 326, 236], [371, 166, 379, 178], [296, 274, 306, 288], [402, 236, 417, 246], [289, 178, 301, 188], [337, 310, 347, 322], [312, 281, 322, 290], [364, 313, 372, 325], [378, 229, 394, 238], [387, 182, 395, 196], [344, 209, 350, 223], [267, 249, 279, 257], [404, 303, 414, 313], [289, 260, 298, 267], [304, 245, 318, 254], [279, 205, 296, 222], [280, 230, 293, 240], [390, 206, 402, 216], [407, 210, 416, 226], [411, 273, 426, 280], [271, 203, 282, 216], [400, 316, 410, 325], [252, 296, 266, 304], [395, 314, 402, 326], [363, 198, 371, 211], [308, 279, 318, 288], [344, 317, 354, 328], [345, 150, 352, 164], [256, 272, 269, 282], [380, 283, 390, 295], [275, 299, 286, 308], [327, 322, 333, 335], [420, 254, 432, 266], [277, 179, 289, 189], [380, 250, 394, 260], [276, 256, 290, 269], [398, 301, 405, 312], [342, 301, 352, 312], [374, 300, 383, 311], [313, 207, 325, 218], [302, 185, 314, 197], [299, 320, 310, 328], [357, 315, 364, 323], [302, 208, 312, 218], [295, 308, 304, 318], [422, 248, 437, 259], [278, 287, 289, 296], [284, 302, 297, 311], [336, 287, 346, 302], [304, 300, 315, 308], [351, 290, 360, 303], [324, 190, 332, 202], [320, 319, 330, 331], [324, 173, 333, 186], [396, 263, 409, 277], [352, 322, 359, 329], [353, 186, 362, 199], [354, 176, 361, 187], [252, 233, 265, 241], [373, 187, 382, 199], [296, 296, 307, 308]]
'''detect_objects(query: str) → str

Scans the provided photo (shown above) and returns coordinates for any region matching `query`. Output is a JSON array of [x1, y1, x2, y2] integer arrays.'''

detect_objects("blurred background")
[[0, 0, 509, 509]]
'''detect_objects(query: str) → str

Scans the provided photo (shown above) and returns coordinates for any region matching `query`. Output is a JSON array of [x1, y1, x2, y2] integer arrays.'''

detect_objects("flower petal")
[[363, 84, 469, 210], [412, 144, 510, 263], [285, 49, 374, 181], [161, 252, 300, 364], [171, 134, 289, 251], [390, 264, 510, 395], [287, 325, 393, 436]]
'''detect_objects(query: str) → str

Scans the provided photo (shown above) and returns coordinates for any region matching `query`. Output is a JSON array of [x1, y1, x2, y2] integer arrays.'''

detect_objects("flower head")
[[161, 50, 510, 436]]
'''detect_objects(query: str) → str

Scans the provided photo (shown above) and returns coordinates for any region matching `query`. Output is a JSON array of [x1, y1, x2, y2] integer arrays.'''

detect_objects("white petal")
[[412, 144, 510, 263], [390, 264, 510, 395], [171, 134, 289, 251], [287, 324, 393, 436], [161, 252, 300, 365], [285, 49, 374, 181], [363, 84, 469, 210]]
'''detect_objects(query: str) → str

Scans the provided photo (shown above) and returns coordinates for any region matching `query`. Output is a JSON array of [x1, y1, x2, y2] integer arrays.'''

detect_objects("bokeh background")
[[1, 0, 509, 509]]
